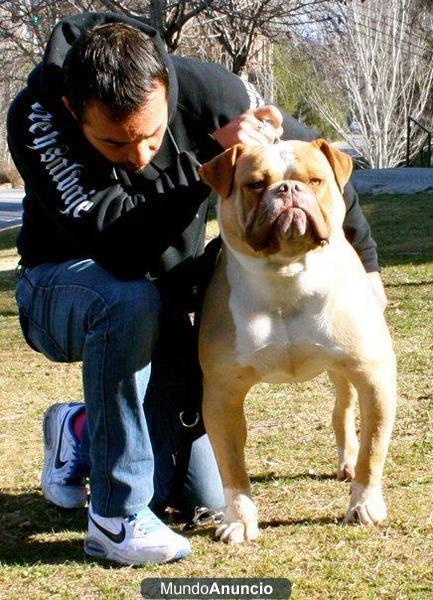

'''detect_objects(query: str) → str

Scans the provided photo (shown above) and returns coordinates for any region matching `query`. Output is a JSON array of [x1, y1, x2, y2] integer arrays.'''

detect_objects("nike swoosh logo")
[[89, 514, 126, 544], [54, 414, 68, 469]]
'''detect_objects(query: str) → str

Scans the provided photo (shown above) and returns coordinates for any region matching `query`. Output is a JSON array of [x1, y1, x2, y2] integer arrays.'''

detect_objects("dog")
[[198, 139, 397, 544]]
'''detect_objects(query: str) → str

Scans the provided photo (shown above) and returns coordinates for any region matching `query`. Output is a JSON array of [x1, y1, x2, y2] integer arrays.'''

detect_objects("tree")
[[273, 44, 347, 140], [296, 0, 433, 168], [97, 0, 216, 51], [191, 1, 356, 100]]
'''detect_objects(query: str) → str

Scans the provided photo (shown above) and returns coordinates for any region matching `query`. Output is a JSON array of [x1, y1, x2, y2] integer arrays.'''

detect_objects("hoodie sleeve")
[[7, 88, 206, 280], [340, 180, 378, 272], [236, 79, 380, 272]]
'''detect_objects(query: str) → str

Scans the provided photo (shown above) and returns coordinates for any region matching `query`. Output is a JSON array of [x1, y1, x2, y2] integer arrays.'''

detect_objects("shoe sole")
[[84, 537, 191, 566], [41, 403, 87, 509]]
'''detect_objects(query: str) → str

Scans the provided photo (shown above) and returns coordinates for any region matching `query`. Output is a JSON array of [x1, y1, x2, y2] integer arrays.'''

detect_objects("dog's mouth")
[[244, 185, 330, 254], [274, 204, 327, 241]]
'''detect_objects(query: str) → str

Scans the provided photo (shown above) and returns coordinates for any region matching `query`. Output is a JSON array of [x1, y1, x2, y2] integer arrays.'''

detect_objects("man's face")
[[66, 80, 168, 173]]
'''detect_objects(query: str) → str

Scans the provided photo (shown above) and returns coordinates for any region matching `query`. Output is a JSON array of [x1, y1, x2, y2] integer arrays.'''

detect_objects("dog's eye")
[[247, 180, 266, 190], [309, 178, 323, 187]]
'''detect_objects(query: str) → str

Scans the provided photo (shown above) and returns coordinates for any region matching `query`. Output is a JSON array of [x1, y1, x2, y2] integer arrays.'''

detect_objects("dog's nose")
[[277, 182, 305, 196], [276, 182, 289, 194]]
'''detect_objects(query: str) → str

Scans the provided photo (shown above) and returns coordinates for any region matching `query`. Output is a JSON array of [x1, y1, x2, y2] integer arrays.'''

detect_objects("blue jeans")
[[15, 259, 224, 518]]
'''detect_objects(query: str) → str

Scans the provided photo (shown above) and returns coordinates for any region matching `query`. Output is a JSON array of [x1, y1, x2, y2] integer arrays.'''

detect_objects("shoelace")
[[63, 444, 87, 485], [128, 509, 164, 535], [63, 412, 88, 485]]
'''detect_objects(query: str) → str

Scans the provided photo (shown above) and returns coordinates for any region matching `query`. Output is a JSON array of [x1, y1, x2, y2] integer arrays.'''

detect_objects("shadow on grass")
[[385, 280, 433, 288], [0, 490, 133, 568], [260, 515, 341, 528], [0, 227, 19, 251], [188, 515, 341, 542], [0, 310, 18, 319], [251, 471, 336, 484], [359, 194, 433, 267], [0, 269, 17, 294], [0, 490, 91, 565]]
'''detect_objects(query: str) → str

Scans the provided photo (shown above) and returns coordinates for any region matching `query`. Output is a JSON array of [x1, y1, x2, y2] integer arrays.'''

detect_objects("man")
[[7, 12, 385, 566]]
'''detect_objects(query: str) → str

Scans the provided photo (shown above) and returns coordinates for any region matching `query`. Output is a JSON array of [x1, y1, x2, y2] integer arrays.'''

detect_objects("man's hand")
[[368, 271, 387, 312], [211, 105, 284, 150]]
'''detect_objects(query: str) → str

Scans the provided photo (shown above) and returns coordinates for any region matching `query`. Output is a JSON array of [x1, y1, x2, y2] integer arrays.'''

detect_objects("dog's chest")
[[228, 273, 343, 383]]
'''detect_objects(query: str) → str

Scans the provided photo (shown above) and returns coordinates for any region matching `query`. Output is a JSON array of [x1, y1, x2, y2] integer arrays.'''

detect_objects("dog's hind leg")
[[328, 371, 359, 482], [202, 372, 259, 544]]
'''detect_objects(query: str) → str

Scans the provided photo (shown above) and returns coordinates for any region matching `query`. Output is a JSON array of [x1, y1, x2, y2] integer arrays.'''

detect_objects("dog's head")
[[199, 139, 352, 261]]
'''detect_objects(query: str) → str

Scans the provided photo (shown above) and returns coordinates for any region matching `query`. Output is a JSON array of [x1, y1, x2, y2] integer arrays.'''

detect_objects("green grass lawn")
[[0, 194, 432, 599]]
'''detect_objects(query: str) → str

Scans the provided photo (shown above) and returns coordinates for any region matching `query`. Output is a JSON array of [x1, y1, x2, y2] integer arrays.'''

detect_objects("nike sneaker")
[[41, 402, 88, 509], [84, 503, 192, 566]]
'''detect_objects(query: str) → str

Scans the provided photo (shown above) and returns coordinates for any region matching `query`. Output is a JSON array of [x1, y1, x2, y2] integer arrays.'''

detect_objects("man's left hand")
[[211, 105, 283, 150]]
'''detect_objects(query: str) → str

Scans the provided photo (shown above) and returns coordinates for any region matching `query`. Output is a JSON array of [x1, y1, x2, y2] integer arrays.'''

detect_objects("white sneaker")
[[41, 402, 88, 509], [84, 503, 192, 566]]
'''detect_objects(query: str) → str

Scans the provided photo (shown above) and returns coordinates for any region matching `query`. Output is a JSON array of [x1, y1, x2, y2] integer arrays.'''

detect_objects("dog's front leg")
[[344, 363, 397, 525], [202, 377, 259, 544], [329, 372, 359, 481]]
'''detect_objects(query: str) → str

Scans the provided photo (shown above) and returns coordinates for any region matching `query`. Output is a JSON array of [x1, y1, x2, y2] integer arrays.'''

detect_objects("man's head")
[[63, 23, 169, 172]]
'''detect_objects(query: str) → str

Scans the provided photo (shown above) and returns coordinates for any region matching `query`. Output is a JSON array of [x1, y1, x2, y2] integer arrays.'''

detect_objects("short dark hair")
[[63, 22, 169, 121]]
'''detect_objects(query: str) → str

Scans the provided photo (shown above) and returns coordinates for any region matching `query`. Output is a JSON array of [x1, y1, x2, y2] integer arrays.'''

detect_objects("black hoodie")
[[7, 12, 378, 284]]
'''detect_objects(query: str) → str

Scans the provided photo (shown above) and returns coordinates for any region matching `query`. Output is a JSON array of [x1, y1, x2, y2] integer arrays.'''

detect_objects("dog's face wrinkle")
[[244, 193, 284, 252], [234, 150, 289, 248], [218, 141, 345, 260], [232, 146, 336, 254], [242, 181, 329, 253]]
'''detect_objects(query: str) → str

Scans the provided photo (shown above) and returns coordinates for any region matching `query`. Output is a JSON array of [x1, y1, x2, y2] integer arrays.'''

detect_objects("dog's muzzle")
[[245, 181, 330, 253]]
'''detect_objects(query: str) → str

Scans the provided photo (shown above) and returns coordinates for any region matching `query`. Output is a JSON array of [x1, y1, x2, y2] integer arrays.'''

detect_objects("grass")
[[0, 195, 432, 599]]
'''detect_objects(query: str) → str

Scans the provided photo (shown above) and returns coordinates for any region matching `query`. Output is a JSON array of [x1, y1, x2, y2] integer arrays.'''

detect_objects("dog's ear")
[[199, 144, 245, 198], [313, 139, 353, 193]]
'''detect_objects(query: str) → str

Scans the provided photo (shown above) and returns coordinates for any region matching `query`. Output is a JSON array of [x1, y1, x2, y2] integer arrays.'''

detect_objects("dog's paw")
[[336, 447, 357, 481], [337, 461, 356, 481], [344, 482, 387, 525], [215, 491, 259, 544], [215, 519, 259, 544]]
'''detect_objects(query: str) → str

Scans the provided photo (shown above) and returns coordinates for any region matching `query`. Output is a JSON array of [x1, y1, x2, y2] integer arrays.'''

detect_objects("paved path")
[[351, 167, 433, 195], [0, 187, 24, 232], [332, 135, 364, 159]]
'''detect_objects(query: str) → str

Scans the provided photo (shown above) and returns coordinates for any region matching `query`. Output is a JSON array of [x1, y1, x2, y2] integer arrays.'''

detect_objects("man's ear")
[[312, 139, 353, 192], [199, 144, 245, 198], [62, 96, 77, 121]]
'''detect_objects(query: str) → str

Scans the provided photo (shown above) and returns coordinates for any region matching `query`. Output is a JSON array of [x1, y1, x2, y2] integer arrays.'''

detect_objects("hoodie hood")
[[28, 12, 178, 123]]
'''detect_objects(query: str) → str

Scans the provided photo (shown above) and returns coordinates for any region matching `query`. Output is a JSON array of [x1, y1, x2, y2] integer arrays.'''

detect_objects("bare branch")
[[288, 0, 433, 167]]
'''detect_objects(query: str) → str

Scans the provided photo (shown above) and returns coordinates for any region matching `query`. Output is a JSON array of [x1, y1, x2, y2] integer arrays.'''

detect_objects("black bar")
[[407, 116, 433, 168], [408, 116, 432, 136], [427, 133, 431, 168], [407, 117, 411, 167]]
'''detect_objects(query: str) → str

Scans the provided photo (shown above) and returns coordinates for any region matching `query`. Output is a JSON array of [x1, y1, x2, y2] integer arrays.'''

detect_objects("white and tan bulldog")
[[198, 139, 397, 544]]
